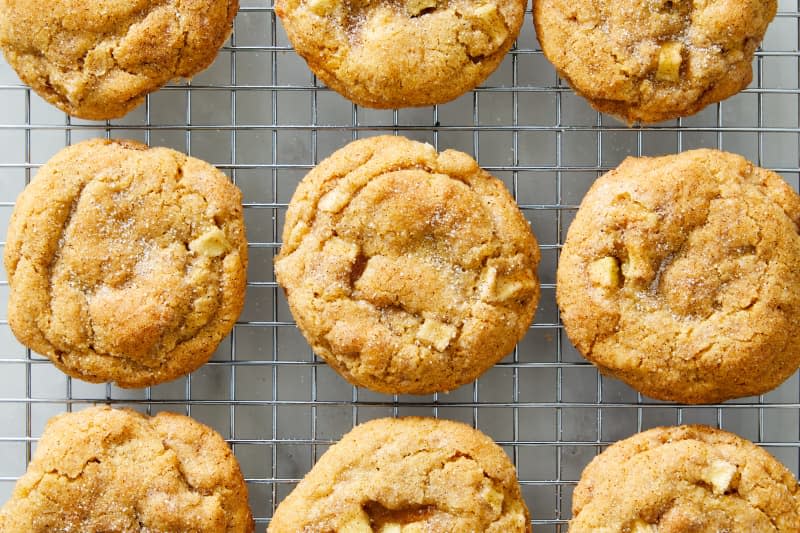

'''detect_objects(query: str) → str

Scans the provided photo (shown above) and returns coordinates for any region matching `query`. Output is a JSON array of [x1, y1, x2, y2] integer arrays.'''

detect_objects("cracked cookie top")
[[4, 138, 247, 388], [269, 417, 530, 533], [570, 425, 800, 532], [275, 0, 525, 108], [556, 149, 800, 404], [0, 406, 254, 533], [0, 0, 239, 119], [274, 136, 540, 394], [533, 0, 777, 123]]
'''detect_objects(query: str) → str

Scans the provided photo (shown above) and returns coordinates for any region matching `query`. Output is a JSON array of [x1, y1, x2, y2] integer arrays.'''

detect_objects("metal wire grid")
[[0, 1, 798, 531]]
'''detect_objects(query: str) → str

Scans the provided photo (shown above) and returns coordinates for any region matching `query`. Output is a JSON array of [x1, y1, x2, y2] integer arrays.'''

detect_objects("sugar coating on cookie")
[[556, 149, 800, 404], [0, 0, 239, 119], [534, 0, 777, 123], [570, 425, 800, 532], [4, 139, 247, 388], [274, 136, 540, 394], [275, 0, 525, 108], [269, 417, 531, 532], [0, 406, 254, 532]]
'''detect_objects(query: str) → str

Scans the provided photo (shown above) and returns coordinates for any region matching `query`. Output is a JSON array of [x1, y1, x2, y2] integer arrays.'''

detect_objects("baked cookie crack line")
[[290, 154, 480, 256], [167, 159, 230, 347], [23, 477, 68, 510], [689, 480, 783, 531], [313, 161, 441, 216], [44, 456, 102, 483], [40, 177, 93, 355], [174, 0, 192, 74], [356, 449, 509, 522], [163, 448, 205, 495], [18, 456, 105, 501], [292, 167, 378, 242], [361, 501, 437, 528], [56, 0, 174, 80], [426, 451, 512, 522], [610, 193, 723, 314], [43, 160, 222, 369], [327, 258, 508, 354]]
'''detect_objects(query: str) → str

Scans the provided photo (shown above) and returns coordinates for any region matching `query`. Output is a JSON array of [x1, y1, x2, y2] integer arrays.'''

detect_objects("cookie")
[[570, 425, 800, 532], [5, 138, 247, 388], [274, 136, 540, 394], [556, 149, 800, 404], [269, 417, 531, 532], [0, 0, 239, 120], [0, 405, 254, 532], [275, 0, 524, 108], [533, 0, 776, 123]]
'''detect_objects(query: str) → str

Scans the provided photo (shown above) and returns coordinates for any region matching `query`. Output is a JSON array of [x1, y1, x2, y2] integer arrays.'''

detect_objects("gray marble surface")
[[0, 0, 798, 530]]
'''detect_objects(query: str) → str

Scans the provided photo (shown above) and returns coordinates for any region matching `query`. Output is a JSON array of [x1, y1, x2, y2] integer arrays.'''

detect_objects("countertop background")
[[0, 1, 798, 530]]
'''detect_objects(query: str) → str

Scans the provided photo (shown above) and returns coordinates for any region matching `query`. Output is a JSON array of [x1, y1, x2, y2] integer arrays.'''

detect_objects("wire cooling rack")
[[0, 1, 798, 531]]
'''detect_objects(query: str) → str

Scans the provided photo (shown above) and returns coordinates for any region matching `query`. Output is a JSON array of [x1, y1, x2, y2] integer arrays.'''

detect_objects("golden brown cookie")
[[5, 138, 247, 388], [0, 0, 239, 120], [269, 417, 531, 532], [274, 136, 540, 394], [0, 406, 254, 533], [533, 0, 777, 123], [556, 149, 800, 404], [570, 425, 800, 532], [275, 0, 525, 108]]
